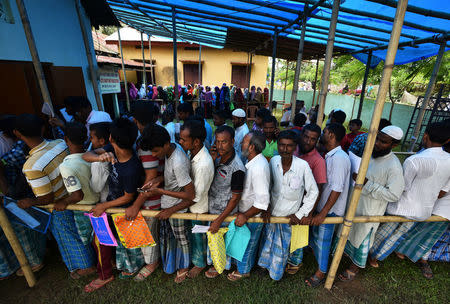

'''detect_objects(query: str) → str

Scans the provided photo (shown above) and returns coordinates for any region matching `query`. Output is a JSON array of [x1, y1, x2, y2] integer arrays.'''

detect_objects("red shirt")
[[341, 131, 365, 152], [294, 147, 327, 185]]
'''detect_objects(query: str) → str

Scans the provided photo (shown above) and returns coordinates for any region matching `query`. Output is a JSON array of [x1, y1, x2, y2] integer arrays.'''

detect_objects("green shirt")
[[262, 140, 278, 159]]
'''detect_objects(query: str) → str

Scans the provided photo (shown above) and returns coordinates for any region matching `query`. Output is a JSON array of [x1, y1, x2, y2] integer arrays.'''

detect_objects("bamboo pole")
[[408, 41, 446, 151], [324, 0, 409, 290], [140, 32, 147, 90], [316, 0, 340, 127], [148, 35, 154, 85], [198, 44, 202, 85], [117, 26, 130, 112], [0, 203, 36, 287], [290, 8, 308, 125], [283, 60, 289, 103], [39, 204, 447, 225], [172, 7, 179, 122], [248, 52, 253, 92], [75, 0, 103, 111], [269, 29, 278, 112], [15, 0, 54, 117], [312, 56, 320, 107], [357, 51, 372, 119]]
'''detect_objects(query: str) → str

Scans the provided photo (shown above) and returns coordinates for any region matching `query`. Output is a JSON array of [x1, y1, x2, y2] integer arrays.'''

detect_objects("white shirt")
[[387, 147, 450, 221], [189, 146, 215, 214], [164, 122, 176, 143], [270, 155, 319, 219], [432, 191, 450, 220], [90, 162, 110, 203], [239, 153, 270, 214], [234, 123, 249, 158], [317, 146, 351, 216]]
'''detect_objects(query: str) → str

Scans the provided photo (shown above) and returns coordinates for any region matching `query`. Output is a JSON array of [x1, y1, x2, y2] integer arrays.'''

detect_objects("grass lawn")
[[0, 244, 448, 304]]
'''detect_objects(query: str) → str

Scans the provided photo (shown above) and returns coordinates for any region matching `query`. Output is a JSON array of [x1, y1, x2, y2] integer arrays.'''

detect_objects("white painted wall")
[[0, 0, 101, 109]]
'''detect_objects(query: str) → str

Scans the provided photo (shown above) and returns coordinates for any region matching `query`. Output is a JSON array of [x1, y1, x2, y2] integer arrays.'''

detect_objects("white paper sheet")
[[191, 225, 210, 234]]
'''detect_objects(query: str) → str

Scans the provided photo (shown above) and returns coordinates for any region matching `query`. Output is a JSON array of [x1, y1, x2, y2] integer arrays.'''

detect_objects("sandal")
[[119, 272, 136, 279], [70, 271, 82, 280], [204, 267, 220, 279], [227, 270, 250, 282], [286, 264, 301, 275], [368, 257, 379, 268], [305, 274, 324, 288], [395, 252, 406, 260], [187, 266, 205, 279], [134, 263, 159, 282], [338, 269, 357, 282], [174, 270, 189, 284], [84, 276, 114, 293], [419, 262, 433, 279], [16, 264, 44, 276]]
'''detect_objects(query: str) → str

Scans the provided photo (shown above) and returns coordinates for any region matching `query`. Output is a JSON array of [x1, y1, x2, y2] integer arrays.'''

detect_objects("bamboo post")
[[269, 28, 278, 112], [140, 32, 147, 90], [283, 60, 289, 103], [198, 44, 202, 85], [408, 41, 446, 151], [148, 35, 154, 85], [312, 55, 320, 106], [248, 53, 253, 92], [357, 51, 373, 119], [38, 204, 447, 225], [245, 52, 249, 90], [75, 0, 103, 110], [0, 202, 36, 287], [172, 7, 179, 122], [324, 0, 409, 290], [290, 7, 308, 125], [15, 0, 54, 117], [316, 0, 340, 127], [117, 27, 130, 111]]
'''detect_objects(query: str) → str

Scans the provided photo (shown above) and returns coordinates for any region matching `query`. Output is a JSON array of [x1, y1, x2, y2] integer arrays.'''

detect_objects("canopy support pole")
[[198, 44, 202, 85], [290, 7, 308, 125], [76, 0, 103, 110], [148, 35, 154, 85], [325, 0, 408, 290], [269, 29, 278, 112], [117, 26, 130, 112], [172, 8, 179, 121], [316, 0, 340, 127], [15, 0, 54, 117], [357, 50, 372, 119], [247, 52, 253, 92], [283, 60, 289, 102], [408, 41, 446, 151], [312, 55, 320, 106], [140, 32, 147, 90]]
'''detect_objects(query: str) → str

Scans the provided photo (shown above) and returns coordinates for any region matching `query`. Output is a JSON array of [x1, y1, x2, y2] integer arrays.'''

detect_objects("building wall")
[[0, 0, 100, 109], [118, 44, 269, 89]]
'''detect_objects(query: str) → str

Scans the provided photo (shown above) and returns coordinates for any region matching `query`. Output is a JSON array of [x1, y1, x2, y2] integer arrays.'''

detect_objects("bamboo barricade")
[[316, 0, 340, 127], [39, 204, 448, 225], [0, 204, 36, 287], [324, 0, 409, 290]]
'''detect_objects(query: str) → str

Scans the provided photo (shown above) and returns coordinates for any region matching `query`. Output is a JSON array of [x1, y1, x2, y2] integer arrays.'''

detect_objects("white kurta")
[[348, 152, 405, 248]]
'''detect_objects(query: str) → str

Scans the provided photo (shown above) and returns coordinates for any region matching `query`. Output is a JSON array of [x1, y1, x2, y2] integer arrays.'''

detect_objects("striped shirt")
[[137, 148, 164, 210], [22, 139, 69, 200]]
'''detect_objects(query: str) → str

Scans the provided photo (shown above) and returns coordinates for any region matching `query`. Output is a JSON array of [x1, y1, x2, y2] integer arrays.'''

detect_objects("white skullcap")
[[381, 125, 403, 140], [232, 108, 246, 118]]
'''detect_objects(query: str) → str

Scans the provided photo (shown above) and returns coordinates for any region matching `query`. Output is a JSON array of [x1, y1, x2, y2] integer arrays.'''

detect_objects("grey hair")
[[248, 131, 266, 154]]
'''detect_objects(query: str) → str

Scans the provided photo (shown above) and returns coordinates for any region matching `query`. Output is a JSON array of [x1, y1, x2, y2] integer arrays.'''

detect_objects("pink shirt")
[[295, 147, 327, 185]]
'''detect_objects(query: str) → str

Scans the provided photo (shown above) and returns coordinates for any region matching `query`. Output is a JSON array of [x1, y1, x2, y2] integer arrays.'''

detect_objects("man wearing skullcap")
[[336, 125, 405, 281], [231, 109, 249, 161]]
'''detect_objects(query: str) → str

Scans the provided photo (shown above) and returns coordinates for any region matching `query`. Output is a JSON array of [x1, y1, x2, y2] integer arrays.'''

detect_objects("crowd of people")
[[0, 95, 449, 293]]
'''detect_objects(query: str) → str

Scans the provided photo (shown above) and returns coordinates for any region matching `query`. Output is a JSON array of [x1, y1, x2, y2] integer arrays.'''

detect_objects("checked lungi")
[[369, 222, 416, 261], [50, 210, 95, 272], [258, 223, 291, 281], [424, 226, 449, 262], [310, 216, 336, 273], [160, 218, 190, 274], [396, 222, 449, 263], [73, 211, 93, 246], [343, 229, 373, 268], [141, 216, 160, 265], [116, 242, 145, 274], [232, 222, 263, 275], [190, 220, 208, 268]]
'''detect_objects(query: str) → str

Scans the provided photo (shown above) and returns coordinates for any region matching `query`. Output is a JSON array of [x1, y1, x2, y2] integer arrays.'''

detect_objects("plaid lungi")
[[0, 221, 46, 278], [287, 248, 303, 267], [73, 211, 93, 246], [160, 218, 190, 274], [257, 223, 291, 281], [233, 222, 263, 275], [425, 226, 450, 262], [343, 229, 372, 268], [190, 220, 208, 268], [50, 210, 95, 271], [141, 216, 160, 265], [116, 242, 145, 273], [396, 222, 448, 263], [311, 220, 336, 273], [369, 222, 416, 261]]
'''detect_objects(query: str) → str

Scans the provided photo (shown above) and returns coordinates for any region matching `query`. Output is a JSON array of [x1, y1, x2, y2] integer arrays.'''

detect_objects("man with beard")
[[231, 109, 249, 161], [336, 126, 405, 282]]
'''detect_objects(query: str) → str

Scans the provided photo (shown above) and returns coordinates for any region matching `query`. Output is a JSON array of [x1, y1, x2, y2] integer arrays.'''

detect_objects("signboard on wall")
[[99, 69, 120, 94]]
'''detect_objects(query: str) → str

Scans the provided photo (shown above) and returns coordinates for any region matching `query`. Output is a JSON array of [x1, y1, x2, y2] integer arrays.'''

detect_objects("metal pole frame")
[[325, 0, 409, 290], [290, 6, 309, 125], [198, 44, 202, 85], [283, 60, 289, 102], [148, 35, 154, 85], [140, 32, 147, 90], [172, 7, 180, 121], [316, 0, 340, 127], [357, 50, 373, 119], [408, 41, 446, 151], [269, 28, 278, 112], [117, 26, 130, 112], [312, 55, 320, 106]]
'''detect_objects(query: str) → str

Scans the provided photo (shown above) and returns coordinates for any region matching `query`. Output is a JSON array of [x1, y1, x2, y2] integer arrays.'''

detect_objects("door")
[[231, 65, 249, 89], [183, 64, 201, 85]]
